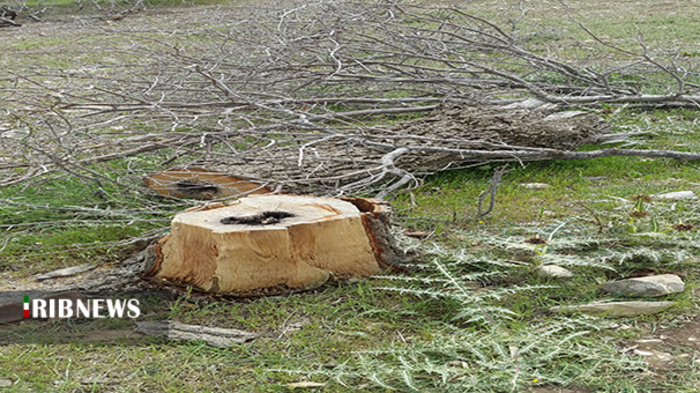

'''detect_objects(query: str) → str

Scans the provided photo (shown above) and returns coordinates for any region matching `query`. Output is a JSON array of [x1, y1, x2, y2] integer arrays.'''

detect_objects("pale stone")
[[600, 274, 684, 297], [654, 191, 697, 200], [286, 382, 326, 388], [550, 301, 675, 317], [537, 265, 573, 278], [519, 183, 551, 189]]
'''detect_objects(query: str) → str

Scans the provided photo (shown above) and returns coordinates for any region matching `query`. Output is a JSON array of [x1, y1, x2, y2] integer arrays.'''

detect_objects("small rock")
[[519, 183, 551, 190], [636, 339, 663, 344], [654, 191, 697, 200], [0, 378, 12, 387], [600, 274, 684, 297], [286, 382, 326, 388], [550, 301, 675, 317], [537, 265, 573, 278]]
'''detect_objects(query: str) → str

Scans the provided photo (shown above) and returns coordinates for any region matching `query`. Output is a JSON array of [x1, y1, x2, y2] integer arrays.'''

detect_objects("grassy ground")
[[2, 0, 700, 392]]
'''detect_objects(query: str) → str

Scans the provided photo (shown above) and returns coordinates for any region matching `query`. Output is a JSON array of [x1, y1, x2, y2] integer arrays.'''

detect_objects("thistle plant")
[[339, 318, 646, 392], [271, 235, 646, 391], [273, 199, 700, 391]]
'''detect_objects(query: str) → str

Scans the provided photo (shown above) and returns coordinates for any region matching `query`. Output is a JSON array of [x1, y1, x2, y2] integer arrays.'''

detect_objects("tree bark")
[[72, 195, 406, 297]]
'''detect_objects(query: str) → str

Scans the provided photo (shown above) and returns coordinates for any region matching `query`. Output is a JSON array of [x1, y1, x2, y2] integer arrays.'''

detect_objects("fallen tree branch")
[[135, 321, 258, 347], [2, 0, 700, 204]]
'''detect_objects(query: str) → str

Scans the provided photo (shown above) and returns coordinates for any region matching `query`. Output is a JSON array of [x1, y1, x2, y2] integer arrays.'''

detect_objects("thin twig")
[[477, 164, 513, 218]]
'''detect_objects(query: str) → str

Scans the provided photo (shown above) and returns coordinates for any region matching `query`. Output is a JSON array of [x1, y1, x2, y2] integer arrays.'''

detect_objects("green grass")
[[6, 109, 698, 391], [0, 162, 176, 273], [393, 107, 700, 231]]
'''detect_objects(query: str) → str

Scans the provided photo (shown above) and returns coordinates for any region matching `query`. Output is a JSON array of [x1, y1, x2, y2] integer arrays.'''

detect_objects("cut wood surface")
[[152, 195, 387, 294], [144, 167, 271, 200]]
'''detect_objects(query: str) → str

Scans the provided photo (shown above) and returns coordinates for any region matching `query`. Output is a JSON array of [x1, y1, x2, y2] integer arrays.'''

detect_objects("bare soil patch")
[[627, 314, 700, 372]]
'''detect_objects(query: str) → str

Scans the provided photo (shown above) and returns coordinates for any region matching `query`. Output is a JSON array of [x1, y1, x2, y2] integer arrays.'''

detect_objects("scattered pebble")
[[550, 301, 675, 317], [637, 339, 663, 344], [537, 265, 573, 278], [286, 382, 326, 388], [600, 274, 685, 297], [654, 191, 697, 200], [519, 183, 551, 189]]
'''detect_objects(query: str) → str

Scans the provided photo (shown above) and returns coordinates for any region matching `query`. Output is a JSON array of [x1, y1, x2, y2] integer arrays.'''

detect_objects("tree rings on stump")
[[147, 195, 390, 295]]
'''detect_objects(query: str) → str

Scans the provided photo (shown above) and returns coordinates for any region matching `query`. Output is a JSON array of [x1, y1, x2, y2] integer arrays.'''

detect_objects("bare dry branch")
[[1, 0, 699, 207]]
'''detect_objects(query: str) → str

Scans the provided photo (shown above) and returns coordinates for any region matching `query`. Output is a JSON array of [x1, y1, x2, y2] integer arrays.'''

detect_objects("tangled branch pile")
[[2, 0, 700, 201]]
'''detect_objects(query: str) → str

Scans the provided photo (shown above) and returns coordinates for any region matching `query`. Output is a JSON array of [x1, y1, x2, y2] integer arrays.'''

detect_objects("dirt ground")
[[625, 316, 700, 373]]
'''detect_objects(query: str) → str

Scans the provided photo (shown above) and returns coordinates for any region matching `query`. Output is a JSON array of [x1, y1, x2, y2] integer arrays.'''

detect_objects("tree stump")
[[143, 167, 271, 200], [145, 195, 397, 295]]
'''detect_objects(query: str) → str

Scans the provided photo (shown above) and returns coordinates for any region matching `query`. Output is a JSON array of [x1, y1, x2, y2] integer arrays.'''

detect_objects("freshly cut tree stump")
[[144, 167, 271, 200], [151, 195, 388, 294]]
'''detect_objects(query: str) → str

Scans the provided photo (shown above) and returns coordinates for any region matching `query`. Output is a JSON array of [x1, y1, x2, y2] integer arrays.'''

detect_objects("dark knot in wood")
[[220, 211, 295, 226], [176, 181, 219, 196]]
